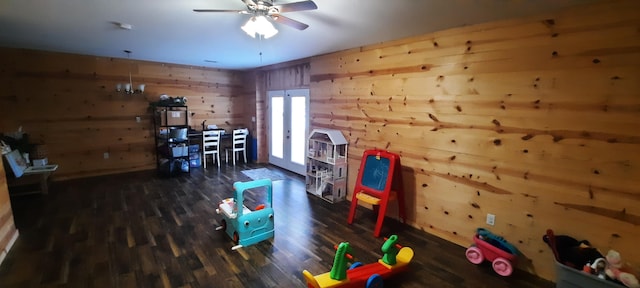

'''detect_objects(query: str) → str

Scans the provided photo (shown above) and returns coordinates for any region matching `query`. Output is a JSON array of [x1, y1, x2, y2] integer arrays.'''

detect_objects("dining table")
[[188, 129, 250, 163]]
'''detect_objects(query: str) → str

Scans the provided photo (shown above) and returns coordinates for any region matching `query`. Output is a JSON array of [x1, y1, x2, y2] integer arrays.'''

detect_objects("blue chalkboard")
[[360, 155, 390, 192]]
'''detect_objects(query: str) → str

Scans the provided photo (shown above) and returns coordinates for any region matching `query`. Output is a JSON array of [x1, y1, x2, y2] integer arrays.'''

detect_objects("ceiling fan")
[[193, 0, 318, 31]]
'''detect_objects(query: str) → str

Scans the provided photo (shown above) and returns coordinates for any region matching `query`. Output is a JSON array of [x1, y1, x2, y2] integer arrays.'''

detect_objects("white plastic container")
[[171, 146, 188, 157]]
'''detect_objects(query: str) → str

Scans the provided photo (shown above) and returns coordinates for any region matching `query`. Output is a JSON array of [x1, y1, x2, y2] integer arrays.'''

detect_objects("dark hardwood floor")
[[0, 163, 555, 288]]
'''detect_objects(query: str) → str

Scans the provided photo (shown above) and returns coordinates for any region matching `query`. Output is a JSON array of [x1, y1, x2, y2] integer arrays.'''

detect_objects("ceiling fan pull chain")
[[259, 35, 263, 64]]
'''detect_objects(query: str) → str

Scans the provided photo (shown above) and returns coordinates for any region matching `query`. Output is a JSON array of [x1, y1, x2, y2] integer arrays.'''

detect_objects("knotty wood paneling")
[[0, 48, 247, 180], [0, 0, 636, 283], [0, 161, 18, 266], [239, 71, 258, 161], [255, 71, 268, 163], [309, 0, 639, 281]]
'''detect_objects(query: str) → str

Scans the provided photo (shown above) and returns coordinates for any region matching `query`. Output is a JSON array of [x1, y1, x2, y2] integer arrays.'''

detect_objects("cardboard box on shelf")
[[160, 110, 187, 126]]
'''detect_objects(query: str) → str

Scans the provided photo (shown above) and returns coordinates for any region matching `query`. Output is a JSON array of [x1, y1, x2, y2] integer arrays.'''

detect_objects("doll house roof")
[[308, 129, 347, 145]]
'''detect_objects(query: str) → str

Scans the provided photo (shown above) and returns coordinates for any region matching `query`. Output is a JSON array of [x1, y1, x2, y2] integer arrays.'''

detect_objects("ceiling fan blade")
[[194, 0, 254, 14], [271, 14, 309, 30], [275, 1, 317, 13], [193, 9, 247, 13], [241, 0, 257, 6]]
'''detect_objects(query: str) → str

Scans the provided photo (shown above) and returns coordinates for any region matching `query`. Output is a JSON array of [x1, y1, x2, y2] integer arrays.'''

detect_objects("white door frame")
[[267, 89, 309, 175]]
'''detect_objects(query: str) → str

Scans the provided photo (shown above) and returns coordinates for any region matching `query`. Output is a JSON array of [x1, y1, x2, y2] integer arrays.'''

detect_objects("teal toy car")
[[216, 178, 274, 250]]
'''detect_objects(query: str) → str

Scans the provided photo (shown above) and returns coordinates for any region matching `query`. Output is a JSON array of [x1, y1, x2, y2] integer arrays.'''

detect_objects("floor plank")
[[0, 163, 554, 287]]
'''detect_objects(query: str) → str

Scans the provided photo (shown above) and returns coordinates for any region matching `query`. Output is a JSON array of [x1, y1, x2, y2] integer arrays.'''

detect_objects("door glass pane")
[[290, 95, 306, 165], [271, 96, 284, 159]]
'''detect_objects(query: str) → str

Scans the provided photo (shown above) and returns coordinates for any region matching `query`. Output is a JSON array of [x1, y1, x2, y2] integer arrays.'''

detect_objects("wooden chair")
[[225, 128, 248, 166], [202, 130, 221, 169], [347, 149, 406, 237]]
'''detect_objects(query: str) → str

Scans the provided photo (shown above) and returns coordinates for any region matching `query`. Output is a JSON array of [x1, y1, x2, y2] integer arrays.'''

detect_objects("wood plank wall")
[[0, 0, 637, 282], [308, 0, 640, 280], [0, 161, 18, 265], [0, 48, 246, 180], [240, 71, 258, 143]]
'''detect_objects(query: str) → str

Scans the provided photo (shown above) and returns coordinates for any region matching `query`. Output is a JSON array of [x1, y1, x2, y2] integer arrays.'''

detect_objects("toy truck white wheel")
[[492, 257, 514, 276], [465, 246, 484, 264]]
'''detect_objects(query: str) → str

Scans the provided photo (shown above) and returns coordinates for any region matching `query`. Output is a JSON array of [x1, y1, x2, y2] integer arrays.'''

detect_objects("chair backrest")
[[203, 130, 221, 152], [232, 128, 248, 148]]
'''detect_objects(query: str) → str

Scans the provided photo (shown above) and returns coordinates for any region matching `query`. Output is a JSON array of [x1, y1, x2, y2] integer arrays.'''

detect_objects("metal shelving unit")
[[153, 105, 191, 176]]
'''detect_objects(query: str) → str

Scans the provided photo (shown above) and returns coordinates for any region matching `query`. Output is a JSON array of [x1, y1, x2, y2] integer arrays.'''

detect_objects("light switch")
[[486, 213, 495, 226]]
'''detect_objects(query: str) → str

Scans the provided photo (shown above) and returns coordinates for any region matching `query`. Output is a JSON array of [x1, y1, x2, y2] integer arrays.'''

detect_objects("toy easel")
[[347, 149, 406, 237]]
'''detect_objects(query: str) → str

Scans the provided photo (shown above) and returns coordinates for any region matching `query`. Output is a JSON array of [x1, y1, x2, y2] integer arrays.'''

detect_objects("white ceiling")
[[0, 0, 597, 70]]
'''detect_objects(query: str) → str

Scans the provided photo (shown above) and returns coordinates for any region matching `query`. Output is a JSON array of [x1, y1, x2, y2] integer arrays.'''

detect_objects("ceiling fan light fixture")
[[241, 16, 278, 39], [241, 17, 257, 38]]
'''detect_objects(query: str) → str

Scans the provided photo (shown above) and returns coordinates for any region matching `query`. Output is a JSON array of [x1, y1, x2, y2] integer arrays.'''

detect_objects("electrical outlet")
[[486, 213, 496, 226], [103, 152, 109, 159], [135, 116, 141, 123]]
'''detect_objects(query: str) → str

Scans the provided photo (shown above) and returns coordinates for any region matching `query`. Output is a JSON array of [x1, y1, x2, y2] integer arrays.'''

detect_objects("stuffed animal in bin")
[[605, 250, 640, 288]]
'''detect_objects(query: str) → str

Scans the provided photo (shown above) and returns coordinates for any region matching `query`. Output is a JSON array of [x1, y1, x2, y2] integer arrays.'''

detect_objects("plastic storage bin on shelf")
[[188, 144, 200, 167], [171, 145, 188, 157], [189, 153, 201, 167]]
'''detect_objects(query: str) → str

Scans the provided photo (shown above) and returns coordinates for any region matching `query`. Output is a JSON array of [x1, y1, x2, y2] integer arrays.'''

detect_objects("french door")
[[268, 89, 309, 175]]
